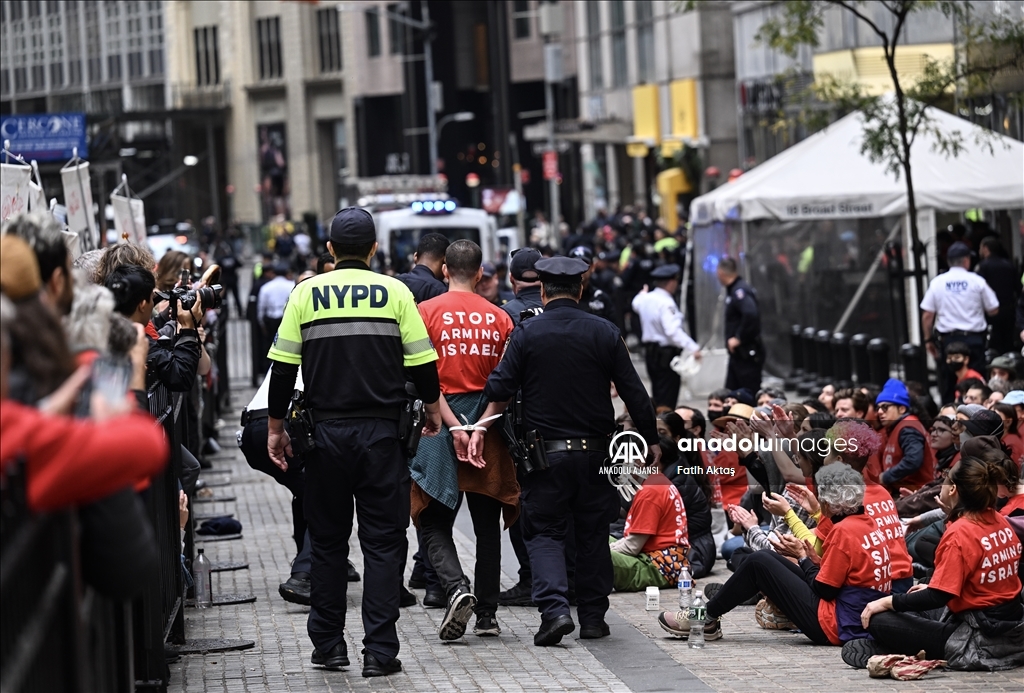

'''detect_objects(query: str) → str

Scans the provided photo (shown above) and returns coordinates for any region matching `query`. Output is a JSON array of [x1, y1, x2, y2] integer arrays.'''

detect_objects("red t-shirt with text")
[[929, 510, 1022, 613], [1001, 495, 1024, 516], [624, 473, 689, 552], [418, 291, 514, 394], [816, 513, 895, 645], [713, 449, 747, 508]]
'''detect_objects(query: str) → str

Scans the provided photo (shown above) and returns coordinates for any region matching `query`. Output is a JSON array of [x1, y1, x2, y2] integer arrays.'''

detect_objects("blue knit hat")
[[876, 378, 910, 408]]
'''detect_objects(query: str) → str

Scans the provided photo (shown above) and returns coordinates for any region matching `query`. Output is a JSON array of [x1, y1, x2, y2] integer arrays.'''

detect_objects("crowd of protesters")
[[3, 201, 1021, 683]]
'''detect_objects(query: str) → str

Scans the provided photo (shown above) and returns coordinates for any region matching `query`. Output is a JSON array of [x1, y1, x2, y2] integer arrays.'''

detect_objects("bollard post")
[[850, 334, 870, 385], [900, 343, 929, 388], [867, 338, 891, 388], [831, 332, 852, 388], [797, 327, 818, 395], [785, 324, 803, 389], [815, 330, 834, 386]]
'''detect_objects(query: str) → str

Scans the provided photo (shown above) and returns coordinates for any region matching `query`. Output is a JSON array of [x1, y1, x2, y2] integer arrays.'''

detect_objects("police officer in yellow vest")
[[267, 208, 442, 677]]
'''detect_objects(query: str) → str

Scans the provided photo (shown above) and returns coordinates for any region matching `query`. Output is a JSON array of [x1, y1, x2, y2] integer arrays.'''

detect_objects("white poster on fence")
[[61, 161, 98, 247], [1, 163, 32, 221], [28, 179, 46, 213], [110, 194, 147, 244]]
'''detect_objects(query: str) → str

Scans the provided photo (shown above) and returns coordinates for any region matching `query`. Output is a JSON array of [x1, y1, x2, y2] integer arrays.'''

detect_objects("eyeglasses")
[[877, 403, 893, 412], [930, 426, 952, 435]]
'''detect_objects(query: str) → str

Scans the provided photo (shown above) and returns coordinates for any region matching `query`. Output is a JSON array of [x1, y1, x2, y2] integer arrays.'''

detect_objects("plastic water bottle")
[[677, 566, 693, 610], [688, 590, 706, 649], [194, 548, 212, 608]]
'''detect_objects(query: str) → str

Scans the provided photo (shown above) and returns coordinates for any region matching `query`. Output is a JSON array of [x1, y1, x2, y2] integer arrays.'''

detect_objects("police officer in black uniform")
[[502, 247, 544, 326], [569, 246, 614, 321], [266, 208, 442, 677], [716, 256, 764, 394], [473, 256, 659, 646], [395, 232, 449, 303]]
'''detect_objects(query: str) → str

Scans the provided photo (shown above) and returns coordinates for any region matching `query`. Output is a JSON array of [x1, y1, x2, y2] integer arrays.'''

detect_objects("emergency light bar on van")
[[411, 199, 458, 214]]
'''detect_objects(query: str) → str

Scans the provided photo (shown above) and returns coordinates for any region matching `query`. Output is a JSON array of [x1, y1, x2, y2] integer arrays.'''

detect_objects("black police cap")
[[330, 207, 377, 246], [650, 263, 681, 280], [509, 247, 542, 281], [534, 256, 589, 281], [569, 245, 594, 265]]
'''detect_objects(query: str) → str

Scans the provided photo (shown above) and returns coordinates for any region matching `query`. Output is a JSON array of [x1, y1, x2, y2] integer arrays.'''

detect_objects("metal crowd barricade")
[[135, 381, 187, 691], [0, 465, 138, 692]]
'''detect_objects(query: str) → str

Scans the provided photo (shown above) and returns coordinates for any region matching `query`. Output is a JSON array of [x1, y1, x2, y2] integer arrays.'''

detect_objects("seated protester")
[[657, 414, 715, 577], [992, 402, 1024, 469], [896, 416, 960, 519], [853, 456, 1024, 671], [609, 439, 688, 592], [658, 464, 894, 646], [728, 429, 828, 571], [875, 379, 936, 494], [996, 463, 1024, 581], [709, 404, 753, 510], [755, 386, 786, 407], [833, 388, 870, 420], [675, 406, 723, 507], [818, 383, 836, 412], [957, 377, 987, 405], [776, 422, 912, 593], [706, 388, 732, 425], [947, 341, 986, 398]]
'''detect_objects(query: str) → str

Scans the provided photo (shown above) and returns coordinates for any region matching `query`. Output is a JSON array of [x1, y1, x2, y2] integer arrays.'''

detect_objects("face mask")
[[988, 377, 1008, 392], [947, 360, 966, 373], [707, 410, 727, 422]]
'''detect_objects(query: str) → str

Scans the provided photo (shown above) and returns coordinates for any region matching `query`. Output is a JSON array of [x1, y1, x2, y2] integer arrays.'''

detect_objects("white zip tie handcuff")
[[448, 412, 503, 433]]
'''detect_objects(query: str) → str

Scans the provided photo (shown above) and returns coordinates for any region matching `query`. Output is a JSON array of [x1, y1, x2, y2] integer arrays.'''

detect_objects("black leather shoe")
[[311, 642, 349, 669], [423, 588, 446, 608], [534, 614, 575, 646], [347, 560, 361, 582], [497, 581, 534, 606], [399, 586, 417, 607], [279, 572, 310, 605], [579, 621, 611, 639], [362, 650, 402, 677]]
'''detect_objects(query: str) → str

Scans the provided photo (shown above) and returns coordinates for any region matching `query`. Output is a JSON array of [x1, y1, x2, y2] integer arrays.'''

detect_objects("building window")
[[610, 0, 626, 88], [108, 54, 122, 81], [69, 59, 82, 85], [513, 0, 531, 40], [50, 61, 63, 87], [15, 68, 28, 92], [586, 3, 602, 90], [28, 1, 41, 18], [636, 0, 654, 83], [365, 7, 381, 57], [194, 26, 220, 85], [128, 52, 144, 78], [149, 49, 163, 74], [32, 64, 45, 90], [88, 57, 102, 83], [256, 16, 282, 79], [1, 69, 9, 94], [317, 7, 342, 72], [387, 4, 405, 55]]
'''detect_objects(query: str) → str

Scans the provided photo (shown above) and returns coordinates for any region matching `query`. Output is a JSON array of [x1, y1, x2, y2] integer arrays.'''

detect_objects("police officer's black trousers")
[[520, 450, 619, 625], [239, 417, 306, 553], [419, 492, 502, 617], [726, 353, 763, 394], [644, 344, 681, 409], [305, 419, 409, 661], [508, 513, 576, 590]]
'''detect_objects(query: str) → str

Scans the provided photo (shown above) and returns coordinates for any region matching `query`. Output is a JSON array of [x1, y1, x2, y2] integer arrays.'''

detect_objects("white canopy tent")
[[690, 99, 1024, 225], [683, 100, 1022, 388]]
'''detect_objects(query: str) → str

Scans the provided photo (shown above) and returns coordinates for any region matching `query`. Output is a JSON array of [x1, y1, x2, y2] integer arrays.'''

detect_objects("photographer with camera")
[[105, 264, 209, 495]]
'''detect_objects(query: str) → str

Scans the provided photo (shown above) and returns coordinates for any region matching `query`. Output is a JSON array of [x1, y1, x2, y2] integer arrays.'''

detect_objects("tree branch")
[[832, 0, 890, 48]]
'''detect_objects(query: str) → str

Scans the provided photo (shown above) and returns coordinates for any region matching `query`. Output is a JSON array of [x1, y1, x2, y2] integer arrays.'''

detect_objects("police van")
[[372, 199, 519, 274]]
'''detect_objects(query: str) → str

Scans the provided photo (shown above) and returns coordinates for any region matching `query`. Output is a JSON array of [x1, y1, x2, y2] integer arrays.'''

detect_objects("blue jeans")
[[720, 534, 747, 561]]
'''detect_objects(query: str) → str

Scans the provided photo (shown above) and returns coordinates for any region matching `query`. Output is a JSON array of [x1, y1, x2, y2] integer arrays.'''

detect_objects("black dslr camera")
[[156, 269, 223, 322]]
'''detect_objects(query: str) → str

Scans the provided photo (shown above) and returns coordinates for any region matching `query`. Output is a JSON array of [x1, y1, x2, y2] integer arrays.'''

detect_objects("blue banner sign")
[[0, 113, 88, 162]]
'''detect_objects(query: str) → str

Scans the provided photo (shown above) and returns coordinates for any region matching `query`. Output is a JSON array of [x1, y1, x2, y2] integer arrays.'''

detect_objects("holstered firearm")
[[398, 381, 425, 458], [287, 390, 317, 458], [524, 430, 550, 473], [501, 390, 533, 472]]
